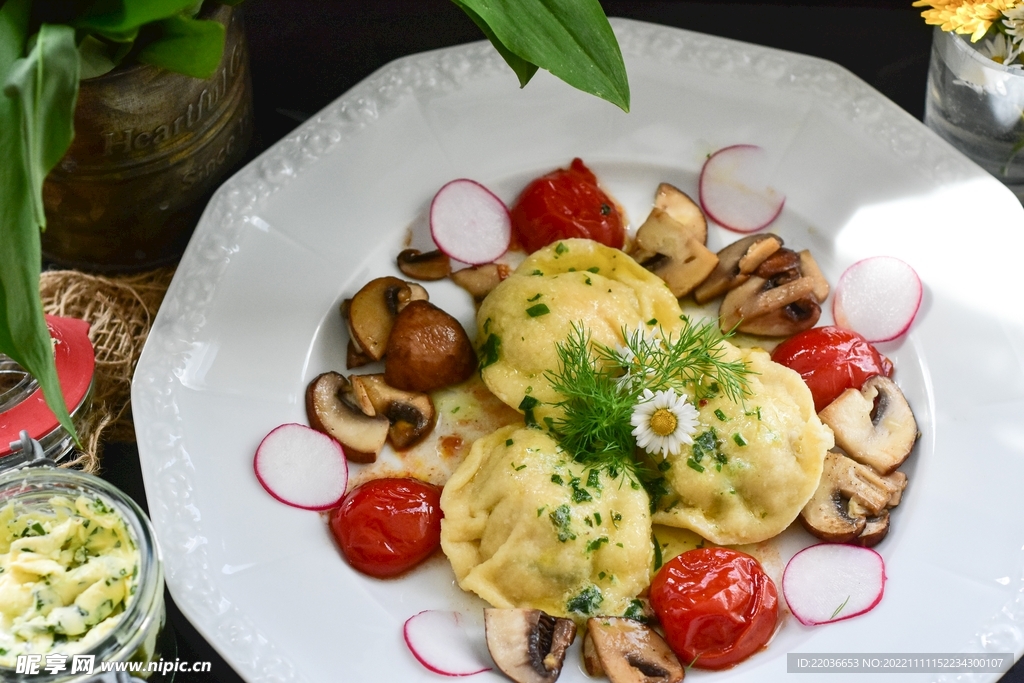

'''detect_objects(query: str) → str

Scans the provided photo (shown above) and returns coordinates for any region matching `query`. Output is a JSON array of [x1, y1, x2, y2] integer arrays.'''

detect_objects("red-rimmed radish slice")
[[699, 144, 785, 233], [833, 256, 922, 343], [254, 423, 348, 510], [782, 543, 886, 626], [404, 610, 492, 677], [430, 179, 511, 265]]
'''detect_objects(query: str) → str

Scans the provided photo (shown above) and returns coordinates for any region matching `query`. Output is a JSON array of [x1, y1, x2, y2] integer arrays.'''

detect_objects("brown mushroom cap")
[[817, 375, 918, 475], [396, 249, 452, 281], [349, 374, 437, 449], [582, 617, 683, 683], [485, 608, 577, 683], [693, 233, 783, 304], [305, 371, 389, 463], [800, 450, 908, 545], [630, 208, 718, 298], [384, 300, 477, 392]]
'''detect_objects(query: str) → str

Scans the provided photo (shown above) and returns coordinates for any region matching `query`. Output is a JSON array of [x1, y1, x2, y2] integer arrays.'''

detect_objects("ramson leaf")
[[74, 0, 200, 33], [454, 0, 629, 111], [136, 14, 225, 79], [450, 0, 539, 87], [0, 6, 78, 441], [4, 24, 79, 228]]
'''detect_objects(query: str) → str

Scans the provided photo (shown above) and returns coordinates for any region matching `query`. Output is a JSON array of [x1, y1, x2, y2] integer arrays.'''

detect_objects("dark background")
[[102, 1, 1024, 681]]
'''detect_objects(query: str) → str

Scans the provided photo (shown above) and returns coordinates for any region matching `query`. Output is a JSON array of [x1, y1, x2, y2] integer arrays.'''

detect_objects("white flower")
[[977, 31, 1020, 65], [630, 388, 700, 458], [1004, 6, 1024, 54]]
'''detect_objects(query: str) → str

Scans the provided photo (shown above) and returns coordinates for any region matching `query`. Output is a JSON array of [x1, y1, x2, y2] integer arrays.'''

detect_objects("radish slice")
[[699, 144, 785, 233], [430, 179, 511, 265], [404, 610, 492, 677], [253, 423, 348, 510], [833, 256, 922, 342], [782, 543, 886, 626]]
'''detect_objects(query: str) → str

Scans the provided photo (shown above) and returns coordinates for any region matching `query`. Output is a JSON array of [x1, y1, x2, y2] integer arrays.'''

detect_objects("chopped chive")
[[732, 433, 748, 447], [526, 303, 550, 317], [714, 408, 727, 421]]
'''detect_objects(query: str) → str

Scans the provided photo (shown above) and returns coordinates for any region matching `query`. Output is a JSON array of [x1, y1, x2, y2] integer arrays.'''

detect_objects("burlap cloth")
[[40, 267, 175, 473]]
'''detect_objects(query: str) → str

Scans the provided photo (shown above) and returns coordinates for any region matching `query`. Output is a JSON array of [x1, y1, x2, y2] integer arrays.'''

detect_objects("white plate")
[[133, 19, 1024, 683]]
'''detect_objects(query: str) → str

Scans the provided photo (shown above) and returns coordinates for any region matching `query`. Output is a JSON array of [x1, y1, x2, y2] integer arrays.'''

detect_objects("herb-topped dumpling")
[[653, 344, 833, 545], [440, 425, 652, 622], [476, 239, 683, 426]]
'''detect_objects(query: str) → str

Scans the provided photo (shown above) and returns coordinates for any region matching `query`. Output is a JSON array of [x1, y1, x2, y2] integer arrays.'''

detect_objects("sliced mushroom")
[[718, 248, 829, 336], [305, 371, 389, 463], [397, 249, 452, 281], [693, 233, 783, 304], [384, 300, 477, 392], [345, 277, 429, 362], [817, 375, 918, 475], [653, 183, 707, 244], [800, 450, 908, 545], [629, 207, 718, 298], [582, 617, 683, 683], [349, 374, 437, 448], [719, 275, 820, 336], [451, 263, 512, 303], [485, 608, 577, 683], [340, 299, 374, 368]]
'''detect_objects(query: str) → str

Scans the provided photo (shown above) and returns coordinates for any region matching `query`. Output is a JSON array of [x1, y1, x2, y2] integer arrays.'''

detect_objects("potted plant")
[[0, 0, 630, 444]]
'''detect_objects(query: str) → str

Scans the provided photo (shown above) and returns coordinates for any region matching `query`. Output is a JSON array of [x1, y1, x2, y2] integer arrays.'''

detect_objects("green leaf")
[[455, 0, 629, 111], [3, 24, 80, 229], [77, 35, 119, 79], [0, 4, 78, 443], [75, 0, 200, 33], [450, 0, 538, 87], [136, 14, 225, 79]]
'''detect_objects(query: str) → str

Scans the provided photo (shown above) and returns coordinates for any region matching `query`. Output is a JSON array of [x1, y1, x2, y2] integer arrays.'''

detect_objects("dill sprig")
[[547, 323, 642, 482], [598, 318, 755, 403], [544, 317, 753, 497]]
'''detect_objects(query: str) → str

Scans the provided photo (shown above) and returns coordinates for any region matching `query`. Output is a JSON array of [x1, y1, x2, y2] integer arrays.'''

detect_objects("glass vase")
[[924, 26, 1024, 203]]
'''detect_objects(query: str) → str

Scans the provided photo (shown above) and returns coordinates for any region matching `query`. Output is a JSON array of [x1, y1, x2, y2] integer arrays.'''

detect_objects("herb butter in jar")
[[0, 467, 165, 681]]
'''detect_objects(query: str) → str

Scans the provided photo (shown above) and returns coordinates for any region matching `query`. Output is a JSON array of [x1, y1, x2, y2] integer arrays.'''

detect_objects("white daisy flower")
[[977, 31, 1019, 65], [630, 388, 700, 458]]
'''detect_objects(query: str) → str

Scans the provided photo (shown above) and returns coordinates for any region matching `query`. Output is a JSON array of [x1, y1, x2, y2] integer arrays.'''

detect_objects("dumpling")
[[652, 345, 833, 545], [477, 239, 682, 425], [440, 425, 652, 621]]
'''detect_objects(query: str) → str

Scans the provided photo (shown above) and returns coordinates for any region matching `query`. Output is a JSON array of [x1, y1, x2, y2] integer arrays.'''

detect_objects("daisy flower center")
[[649, 408, 678, 437]]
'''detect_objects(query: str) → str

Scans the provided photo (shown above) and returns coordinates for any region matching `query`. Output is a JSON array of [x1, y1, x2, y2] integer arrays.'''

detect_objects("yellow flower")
[[913, 0, 1022, 41]]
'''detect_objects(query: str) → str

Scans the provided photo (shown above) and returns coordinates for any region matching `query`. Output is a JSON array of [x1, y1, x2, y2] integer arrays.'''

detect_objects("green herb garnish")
[[526, 303, 550, 317]]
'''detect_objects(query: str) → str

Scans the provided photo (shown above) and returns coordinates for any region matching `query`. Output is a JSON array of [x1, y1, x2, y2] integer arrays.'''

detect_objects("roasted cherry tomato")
[[329, 478, 442, 578], [510, 158, 625, 253], [650, 548, 778, 670], [771, 326, 893, 412]]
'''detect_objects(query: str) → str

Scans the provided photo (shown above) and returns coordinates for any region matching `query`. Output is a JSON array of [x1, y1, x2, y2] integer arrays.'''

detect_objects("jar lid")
[[0, 315, 95, 459]]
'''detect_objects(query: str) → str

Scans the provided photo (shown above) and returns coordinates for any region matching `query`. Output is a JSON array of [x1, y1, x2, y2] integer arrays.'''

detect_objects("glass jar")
[[0, 316, 95, 462], [924, 26, 1024, 203], [0, 466, 167, 681]]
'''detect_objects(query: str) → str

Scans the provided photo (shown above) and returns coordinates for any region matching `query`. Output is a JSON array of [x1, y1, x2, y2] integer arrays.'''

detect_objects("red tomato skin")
[[650, 548, 778, 670], [510, 158, 625, 253], [771, 326, 893, 413], [329, 478, 442, 578]]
